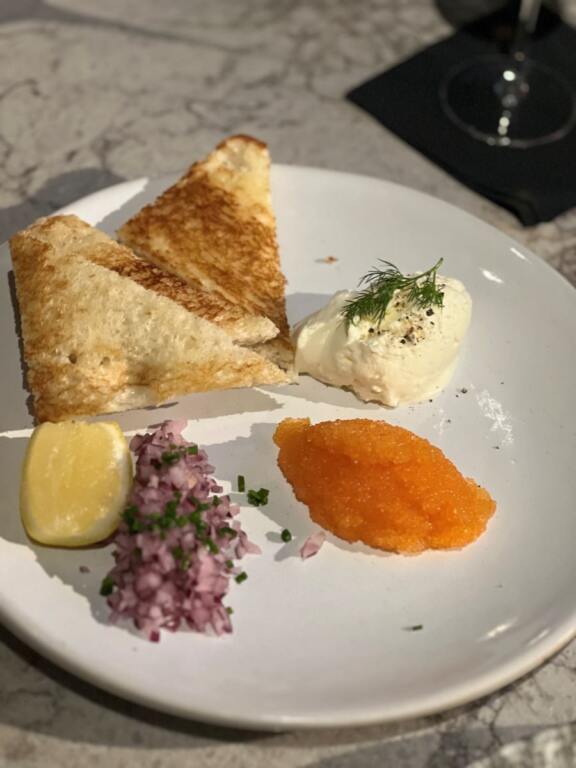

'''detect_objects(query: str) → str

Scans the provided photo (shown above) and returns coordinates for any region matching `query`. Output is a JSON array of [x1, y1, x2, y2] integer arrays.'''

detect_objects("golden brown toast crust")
[[87, 239, 277, 344], [117, 135, 292, 344], [10, 215, 289, 422]]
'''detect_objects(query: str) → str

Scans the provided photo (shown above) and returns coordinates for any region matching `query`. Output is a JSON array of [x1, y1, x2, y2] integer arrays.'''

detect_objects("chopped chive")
[[188, 511, 208, 533], [164, 499, 178, 518], [404, 624, 423, 632], [235, 572, 248, 584], [100, 576, 115, 596], [187, 445, 198, 455], [247, 488, 269, 507], [172, 545, 192, 571], [122, 505, 140, 532], [237, 475, 246, 492], [218, 526, 238, 539], [206, 538, 220, 554], [225, 559, 234, 569], [226, 607, 234, 615], [212, 496, 220, 507], [161, 450, 181, 466], [281, 528, 292, 543]]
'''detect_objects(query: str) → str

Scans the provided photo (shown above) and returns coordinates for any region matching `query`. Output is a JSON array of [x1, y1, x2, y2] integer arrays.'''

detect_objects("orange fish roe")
[[273, 418, 496, 554]]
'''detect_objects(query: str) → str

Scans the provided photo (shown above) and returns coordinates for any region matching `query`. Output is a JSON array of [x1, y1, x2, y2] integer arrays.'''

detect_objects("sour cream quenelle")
[[293, 275, 472, 406]]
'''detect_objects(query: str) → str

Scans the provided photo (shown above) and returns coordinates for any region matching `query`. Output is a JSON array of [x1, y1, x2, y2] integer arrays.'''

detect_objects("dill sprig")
[[341, 258, 445, 329]]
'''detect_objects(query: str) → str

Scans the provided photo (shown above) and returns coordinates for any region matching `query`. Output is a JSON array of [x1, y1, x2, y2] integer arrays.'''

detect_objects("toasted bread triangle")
[[86, 234, 278, 346], [117, 135, 293, 361], [10, 215, 289, 422]]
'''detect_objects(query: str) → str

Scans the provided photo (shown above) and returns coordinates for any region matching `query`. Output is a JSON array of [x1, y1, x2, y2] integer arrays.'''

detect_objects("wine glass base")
[[440, 55, 576, 148]]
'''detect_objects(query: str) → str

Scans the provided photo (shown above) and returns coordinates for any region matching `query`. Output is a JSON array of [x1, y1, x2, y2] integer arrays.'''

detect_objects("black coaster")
[[347, 7, 576, 225]]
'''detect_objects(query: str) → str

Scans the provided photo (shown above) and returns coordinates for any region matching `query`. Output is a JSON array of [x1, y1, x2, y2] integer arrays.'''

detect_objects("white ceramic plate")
[[1, 167, 576, 731]]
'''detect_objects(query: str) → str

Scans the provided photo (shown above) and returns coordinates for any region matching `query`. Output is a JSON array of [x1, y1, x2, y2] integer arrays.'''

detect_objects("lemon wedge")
[[20, 421, 132, 547]]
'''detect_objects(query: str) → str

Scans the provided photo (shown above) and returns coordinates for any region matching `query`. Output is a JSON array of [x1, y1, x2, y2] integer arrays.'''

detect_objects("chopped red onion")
[[300, 531, 326, 559], [103, 420, 259, 641]]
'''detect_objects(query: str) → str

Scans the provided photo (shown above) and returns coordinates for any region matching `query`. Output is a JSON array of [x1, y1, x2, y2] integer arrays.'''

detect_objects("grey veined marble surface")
[[2, 1, 576, 767]]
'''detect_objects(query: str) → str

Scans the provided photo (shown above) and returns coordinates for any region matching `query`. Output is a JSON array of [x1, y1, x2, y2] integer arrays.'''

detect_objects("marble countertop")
[[2, 1, 576, 766]]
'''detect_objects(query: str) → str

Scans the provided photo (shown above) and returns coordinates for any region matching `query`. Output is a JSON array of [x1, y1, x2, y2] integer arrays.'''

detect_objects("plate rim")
[[0, 595, 574, 730]]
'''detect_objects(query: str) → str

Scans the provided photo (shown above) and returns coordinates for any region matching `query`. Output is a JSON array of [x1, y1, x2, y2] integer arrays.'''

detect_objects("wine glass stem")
[[499, 0, 542, 110], [512, 0, 541, 61]]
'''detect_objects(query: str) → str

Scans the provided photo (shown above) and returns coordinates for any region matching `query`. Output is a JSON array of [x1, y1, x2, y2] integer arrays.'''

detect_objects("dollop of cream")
[[293, 277, 472, 406]]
